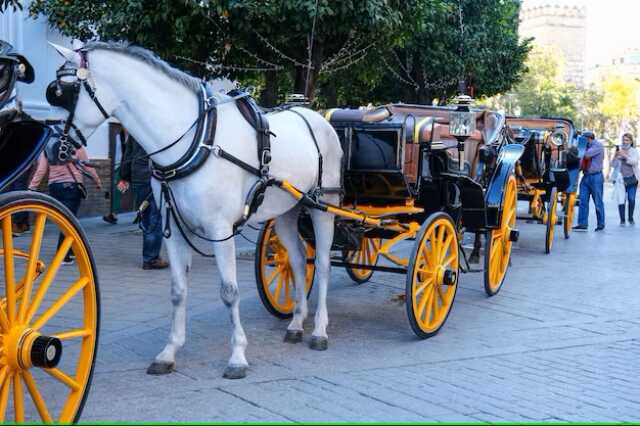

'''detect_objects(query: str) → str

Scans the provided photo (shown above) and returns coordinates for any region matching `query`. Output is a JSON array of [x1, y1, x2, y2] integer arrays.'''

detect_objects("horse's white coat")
[[49, 43, 343, 377]]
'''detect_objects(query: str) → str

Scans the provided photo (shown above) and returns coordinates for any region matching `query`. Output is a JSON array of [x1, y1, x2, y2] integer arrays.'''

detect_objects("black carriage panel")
[[485, 144, 524, 228], [0, 119, 51, 192], [338, 123, 413, 204]]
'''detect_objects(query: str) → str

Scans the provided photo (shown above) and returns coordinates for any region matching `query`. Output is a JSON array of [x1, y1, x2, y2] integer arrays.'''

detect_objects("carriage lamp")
[[449, 99, 476, 172]]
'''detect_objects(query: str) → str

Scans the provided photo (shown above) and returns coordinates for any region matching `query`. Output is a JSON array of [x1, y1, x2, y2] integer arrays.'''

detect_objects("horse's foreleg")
[[213, 228, 249, 379], [275, 208, 308, 343], [309, 208, 335, 351], [148, 232, 192, 375]]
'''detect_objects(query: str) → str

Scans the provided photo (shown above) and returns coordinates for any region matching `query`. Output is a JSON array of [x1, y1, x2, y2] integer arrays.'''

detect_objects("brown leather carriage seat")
[[325, 104, 504, 183]]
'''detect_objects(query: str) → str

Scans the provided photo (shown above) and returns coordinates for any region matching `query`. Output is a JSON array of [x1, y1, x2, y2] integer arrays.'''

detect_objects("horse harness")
[[48, 51, 329, 255]]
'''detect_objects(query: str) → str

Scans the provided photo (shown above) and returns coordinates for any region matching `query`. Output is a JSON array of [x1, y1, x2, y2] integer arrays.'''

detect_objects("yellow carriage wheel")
[[342, 237, 381, 284], [0, 191, 99, 423], [484, 175, 517, 296], [255, 220, 315, 319], [405, 212, 459, 339], [545, 187, 558, 254], [563, 192, 576, 239]]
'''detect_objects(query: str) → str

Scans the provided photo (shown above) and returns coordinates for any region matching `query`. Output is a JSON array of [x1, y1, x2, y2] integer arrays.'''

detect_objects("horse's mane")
[[83, 41, 202, 93]]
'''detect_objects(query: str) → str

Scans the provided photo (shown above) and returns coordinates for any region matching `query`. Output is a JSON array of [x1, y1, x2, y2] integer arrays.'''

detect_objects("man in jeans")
[[574, 131, 606, 232], [119, 132, 169, 269]]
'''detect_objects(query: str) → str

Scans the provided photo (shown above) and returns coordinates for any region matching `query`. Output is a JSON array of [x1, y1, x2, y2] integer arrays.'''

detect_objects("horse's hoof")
[[284, 330, 303, 344], [147, 361, 175, 375], [310, 336, 328, 351], [223, 365, 248, 380]]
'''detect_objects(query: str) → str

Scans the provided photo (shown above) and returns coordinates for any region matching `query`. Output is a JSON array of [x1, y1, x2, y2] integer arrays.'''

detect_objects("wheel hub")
[[3, 327, 62, 371]]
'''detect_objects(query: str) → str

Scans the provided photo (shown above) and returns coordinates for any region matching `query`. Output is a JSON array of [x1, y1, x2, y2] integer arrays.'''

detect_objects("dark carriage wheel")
[[545, 187, 558, 254], [563, 192, 576, 239], [342, 237, 381, 284], [406, 212, 459, 339], [0, 191, 100, 423], [255, 220, 315, 319], [484, 175, 517, 297]]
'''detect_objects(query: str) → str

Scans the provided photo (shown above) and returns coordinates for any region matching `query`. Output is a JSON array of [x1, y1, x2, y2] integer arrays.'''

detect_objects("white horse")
[[49, 41, 342, 379]]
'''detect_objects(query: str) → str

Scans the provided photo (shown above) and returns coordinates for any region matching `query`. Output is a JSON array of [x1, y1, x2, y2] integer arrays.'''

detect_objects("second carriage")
[[507, 117, 583, 253], [255, 100, 524, 338]]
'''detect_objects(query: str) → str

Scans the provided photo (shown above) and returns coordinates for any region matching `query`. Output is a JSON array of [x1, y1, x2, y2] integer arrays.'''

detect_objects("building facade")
[[519, 1, 587, 86]]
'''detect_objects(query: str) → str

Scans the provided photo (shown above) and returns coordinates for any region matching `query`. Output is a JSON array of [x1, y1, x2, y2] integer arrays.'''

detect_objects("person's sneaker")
[[102, 213, 118, 225], [621, 220, 626, 226], [595, 226, 605, 232], [630, 219, 635, 225], [572, 224, 588, 231], [62, 256, 75, 265], [143, 258, 169, 270]]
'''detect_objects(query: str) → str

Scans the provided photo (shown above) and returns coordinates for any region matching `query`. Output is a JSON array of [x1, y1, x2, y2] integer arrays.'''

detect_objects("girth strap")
[[287, 108, 323, 189]]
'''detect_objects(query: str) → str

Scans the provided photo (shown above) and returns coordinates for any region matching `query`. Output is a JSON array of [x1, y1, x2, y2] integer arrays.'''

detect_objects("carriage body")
[[257, 102, 523, 338], [506, 116, 579, 250]]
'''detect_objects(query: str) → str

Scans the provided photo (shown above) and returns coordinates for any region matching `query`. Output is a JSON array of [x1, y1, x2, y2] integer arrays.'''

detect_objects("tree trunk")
[[294, 67, 306, 95], [260, 71, 279, 107]]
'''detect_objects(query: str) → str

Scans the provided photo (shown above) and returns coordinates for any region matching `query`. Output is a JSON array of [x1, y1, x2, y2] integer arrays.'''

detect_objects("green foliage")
[[509, 45, 578, 119], [29, 0, 530, 107], [0, 0, 22, 12]]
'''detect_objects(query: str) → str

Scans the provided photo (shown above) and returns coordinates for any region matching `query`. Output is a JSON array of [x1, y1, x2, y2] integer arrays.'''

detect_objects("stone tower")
[[519, 1, 587, 86]]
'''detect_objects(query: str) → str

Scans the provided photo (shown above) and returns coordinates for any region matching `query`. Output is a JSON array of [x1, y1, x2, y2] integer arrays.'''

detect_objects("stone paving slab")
[[16, 190, 640, 422]]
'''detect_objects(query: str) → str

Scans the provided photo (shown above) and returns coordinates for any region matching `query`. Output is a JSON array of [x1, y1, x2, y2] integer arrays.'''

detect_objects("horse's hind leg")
[[148, 230, 192, 375], [212, 224, 249, 379], [274, 207, 308, 343], [309, 207, 336, 351], [469, 232, 482, 264]]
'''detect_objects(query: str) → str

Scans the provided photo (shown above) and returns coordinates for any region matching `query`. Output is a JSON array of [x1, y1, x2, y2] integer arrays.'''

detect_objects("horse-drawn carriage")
[[0, 42, 99, 423], [255, 100, 524, 338], [507, 117, 581, 253]]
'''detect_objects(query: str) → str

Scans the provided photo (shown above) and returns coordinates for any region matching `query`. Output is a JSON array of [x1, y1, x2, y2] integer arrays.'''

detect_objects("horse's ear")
[[48, 42, 81, 65]]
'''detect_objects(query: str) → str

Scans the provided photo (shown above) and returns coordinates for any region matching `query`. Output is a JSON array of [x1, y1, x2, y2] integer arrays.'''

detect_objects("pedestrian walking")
[[28, 140, 102, 264], [118, 131, 168, 270], [573, 131, 606, 232], [611, 133, 640, 225]]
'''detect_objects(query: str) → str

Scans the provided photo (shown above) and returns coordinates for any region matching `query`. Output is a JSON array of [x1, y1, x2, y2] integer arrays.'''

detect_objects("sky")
[[522, 0, 640, 67]]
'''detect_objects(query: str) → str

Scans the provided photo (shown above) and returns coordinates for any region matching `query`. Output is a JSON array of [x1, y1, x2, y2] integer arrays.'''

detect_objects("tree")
[[509, 45, 577, 119], [597, 74, 640, 139]]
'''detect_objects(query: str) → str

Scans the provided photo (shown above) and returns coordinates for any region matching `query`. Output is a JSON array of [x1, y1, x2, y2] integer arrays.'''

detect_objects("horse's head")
[[46, 43, 120, 152]]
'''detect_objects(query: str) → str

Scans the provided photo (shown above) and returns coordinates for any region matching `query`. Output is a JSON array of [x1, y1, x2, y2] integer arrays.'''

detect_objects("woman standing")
[[611, 133, 640, 225], [29, 141, 102, 263]]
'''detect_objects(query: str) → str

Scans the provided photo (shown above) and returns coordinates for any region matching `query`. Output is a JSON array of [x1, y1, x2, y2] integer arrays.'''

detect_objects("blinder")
[[46, 61, 82, 112]]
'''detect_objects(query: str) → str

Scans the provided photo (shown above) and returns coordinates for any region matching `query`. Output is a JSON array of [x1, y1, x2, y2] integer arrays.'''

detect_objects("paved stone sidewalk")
[[71, 191, 640, 422]]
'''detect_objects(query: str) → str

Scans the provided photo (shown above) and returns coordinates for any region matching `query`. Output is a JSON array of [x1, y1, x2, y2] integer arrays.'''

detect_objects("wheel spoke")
[[443, 253, 457, 268], [19, 213, 47, 323], [14, 373, 24, 423], [429, 286, 439, 325], [0, 305, 8, 332], [273, 275, 284, 304], [2, 215, 17, 323], [265, 269, 279, 288], [416, 287, 434, 321], [439, 233, 454, 263], [414, 276, 434, 296], [22, 370, 53, 423], [53, 327, 92, 340], [0, 370, 9, 423], [32, 276, 89, 331], [25, 236, 74, 325], [44, 368, 81, 392]]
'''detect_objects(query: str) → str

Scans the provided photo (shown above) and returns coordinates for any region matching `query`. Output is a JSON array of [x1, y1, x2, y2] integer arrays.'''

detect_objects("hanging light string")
[[391, 49, 419, 87], [321, 50, 369, 75], [175, 55, 282, 73], [321, 33, 359, 68], [253, 30, 311, 69], [381, 56, 420, 90], [304, 0, 321, 96], [235, 45, 283, 69], [321, 41, 377, 72]]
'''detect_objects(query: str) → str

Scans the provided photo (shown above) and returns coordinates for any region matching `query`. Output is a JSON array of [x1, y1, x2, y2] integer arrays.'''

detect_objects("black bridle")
[[46, 50, 109, 162]]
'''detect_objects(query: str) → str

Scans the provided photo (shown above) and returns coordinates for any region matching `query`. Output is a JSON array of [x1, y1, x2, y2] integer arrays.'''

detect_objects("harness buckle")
[[261, 150, 271, 165], [212, 145, 221, 157]]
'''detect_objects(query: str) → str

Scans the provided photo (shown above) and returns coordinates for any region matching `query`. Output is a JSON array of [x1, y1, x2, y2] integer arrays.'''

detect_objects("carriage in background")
[[0, 41, 99, 423], [255, 99, 524, 338], [507, 117, 582, 253]]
